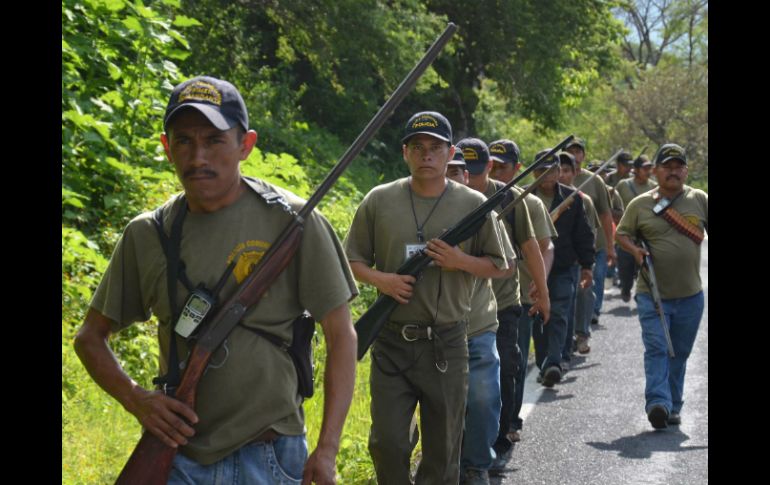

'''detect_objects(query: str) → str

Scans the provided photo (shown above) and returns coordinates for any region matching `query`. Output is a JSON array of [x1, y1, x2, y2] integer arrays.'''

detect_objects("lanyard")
[[408, 178, 449, 242]]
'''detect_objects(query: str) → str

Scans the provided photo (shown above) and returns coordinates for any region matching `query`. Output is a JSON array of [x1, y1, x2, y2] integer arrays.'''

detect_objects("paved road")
[[494, 239, 708, 485]]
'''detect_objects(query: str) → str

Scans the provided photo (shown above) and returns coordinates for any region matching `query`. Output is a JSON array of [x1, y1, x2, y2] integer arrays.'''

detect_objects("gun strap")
[[653, 192, 704, 245]]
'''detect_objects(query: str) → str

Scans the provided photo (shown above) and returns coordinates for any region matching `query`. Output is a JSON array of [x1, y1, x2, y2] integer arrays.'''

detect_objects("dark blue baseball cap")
[[488, 139, 521, 165], [455, 138, 490, 175], [402, 111, 453, 144], [164, 76, 249, 132]]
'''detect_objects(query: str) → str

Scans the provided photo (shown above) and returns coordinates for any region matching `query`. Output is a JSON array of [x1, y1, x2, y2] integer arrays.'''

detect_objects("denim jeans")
[[533, 266, 577, 373], [592, 248, 608, 318], [562, 265, 583, 362], [462, 331, 501, 471], [512, 304, 534, 433], [168, 434, 308, 485], [493, 305, 521, 454], [635, 291, 704, 415]]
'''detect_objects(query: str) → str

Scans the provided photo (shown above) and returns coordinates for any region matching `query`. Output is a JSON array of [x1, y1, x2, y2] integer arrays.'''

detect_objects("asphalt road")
[[494, 239, 708, 485]]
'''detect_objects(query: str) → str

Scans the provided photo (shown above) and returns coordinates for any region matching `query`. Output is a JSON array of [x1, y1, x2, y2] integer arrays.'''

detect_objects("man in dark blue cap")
[[616, 143, 707, 430], [345, 112, 509, 485], [74, 76, 359, 484]]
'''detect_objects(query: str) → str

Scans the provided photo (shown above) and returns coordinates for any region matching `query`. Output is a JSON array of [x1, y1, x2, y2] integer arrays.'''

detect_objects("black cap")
[[558, 151, 576, 169], [654, 143, 687, 166], [488, 139, 521, 165], [455, 138, 490, 175], [402, 111, 452, 144], [533, 148, 559, 169], [565, 137, 586, 152], [164, 76, 249, 132], [634, 154, 653, 169], [617, 151, 633, 165], [448, 150, 466, 168]]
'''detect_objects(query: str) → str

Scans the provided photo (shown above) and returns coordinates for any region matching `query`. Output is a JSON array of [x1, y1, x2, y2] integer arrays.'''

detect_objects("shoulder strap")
[[242, 176, 299, 217]]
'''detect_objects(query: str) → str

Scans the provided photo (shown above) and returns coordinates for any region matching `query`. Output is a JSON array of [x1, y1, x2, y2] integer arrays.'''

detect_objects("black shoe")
[[621, 288, 631, 302], [590, 316, 599, 325], [647, 405, 669, 430], [542, 365, 562, 387], [668, 412, 681, 425]]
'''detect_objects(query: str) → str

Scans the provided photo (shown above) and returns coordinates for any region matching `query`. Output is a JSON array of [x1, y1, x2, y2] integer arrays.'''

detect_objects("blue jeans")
[[592, 248, 608, 318], [493, 305, 521, 454], [533, 266, 577, 373], [512, 304, 534, 433], [168, 434, 308, 484], [636, 291, 704, 415], [462, 331, 501, 471], [563, 265, 579, 362]]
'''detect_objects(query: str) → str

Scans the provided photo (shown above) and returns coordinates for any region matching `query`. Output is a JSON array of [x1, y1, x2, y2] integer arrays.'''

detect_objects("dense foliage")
[[62, 0, 707, 482]]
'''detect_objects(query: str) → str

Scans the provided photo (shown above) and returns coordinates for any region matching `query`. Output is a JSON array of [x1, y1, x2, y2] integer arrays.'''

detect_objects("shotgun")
[[638, 239, 675, 358], [550, 149, 623, 223], [355, 134, 575, 360], [115, 22, 458, 485]]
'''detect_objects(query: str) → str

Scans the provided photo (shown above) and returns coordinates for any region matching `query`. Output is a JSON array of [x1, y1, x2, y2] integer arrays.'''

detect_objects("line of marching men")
[[343, 110, 707, 485]]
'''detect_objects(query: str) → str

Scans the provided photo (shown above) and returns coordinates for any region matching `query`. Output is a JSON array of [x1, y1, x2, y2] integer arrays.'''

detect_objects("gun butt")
[[355, 295, 399, 360], [114, 432, 177, 485]]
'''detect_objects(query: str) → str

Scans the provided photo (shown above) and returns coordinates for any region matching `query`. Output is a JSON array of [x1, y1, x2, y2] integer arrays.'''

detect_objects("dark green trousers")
[[368, 322, 469, 485]]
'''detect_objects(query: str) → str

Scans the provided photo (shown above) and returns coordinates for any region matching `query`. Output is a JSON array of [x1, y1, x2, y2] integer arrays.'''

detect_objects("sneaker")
[[460, 468, 490, 485], [647, 404, 669, 430], [576, 335, 591, 354], [591, 316, 599, 325], [542, 365, 562, 387], [668, 412, 681, 425], [489, 447, 513, 474], [621, 288, 631, 302]]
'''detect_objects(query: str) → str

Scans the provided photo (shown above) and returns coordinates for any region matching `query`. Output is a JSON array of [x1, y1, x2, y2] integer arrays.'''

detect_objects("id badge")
[[405, 242, 427, 262]]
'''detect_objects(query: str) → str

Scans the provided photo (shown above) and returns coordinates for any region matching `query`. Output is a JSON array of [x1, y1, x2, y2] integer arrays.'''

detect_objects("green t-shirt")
[[574, 169, 612, 248], [580, 191, 604, 251], [518, 195, 558, 305], [344, 178, 508, 326], [485, 181, 534, 311], [616, 185, 708, 299], [615, 178, 658, 208], [606, 170, 631, 188], [90, 181, 358, 465], [609, 187, 625, 213]]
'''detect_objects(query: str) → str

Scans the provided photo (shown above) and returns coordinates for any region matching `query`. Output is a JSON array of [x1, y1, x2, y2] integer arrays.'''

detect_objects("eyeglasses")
[[407, 143, 448, 156]]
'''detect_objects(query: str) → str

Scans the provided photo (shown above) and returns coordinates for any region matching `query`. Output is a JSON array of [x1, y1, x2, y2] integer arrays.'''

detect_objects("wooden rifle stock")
[[114, 23, 457, 484]]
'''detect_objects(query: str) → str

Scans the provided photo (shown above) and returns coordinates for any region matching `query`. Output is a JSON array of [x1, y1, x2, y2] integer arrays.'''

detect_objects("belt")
[[249, 429, 280, 444], [385, 322, 435, 342]]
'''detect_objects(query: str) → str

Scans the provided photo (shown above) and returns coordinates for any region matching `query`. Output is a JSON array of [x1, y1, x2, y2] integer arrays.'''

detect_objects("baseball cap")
[[617, 151, 633, 165], [455, 138, 490, 175], [634, 154, 653, 169], [654, 143, 687, 166], [531, 148, 560, 169], [164, 76, 249, 132], [402, 111, 452, 144], [558, 151, 577, 169], [488, 139, 521, 165], [447, 150, 466, 168], [565, 137, 586, 152]]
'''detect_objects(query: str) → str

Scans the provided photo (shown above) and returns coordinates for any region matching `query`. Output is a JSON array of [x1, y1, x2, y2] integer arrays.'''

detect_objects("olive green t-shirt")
[[90, 181, 358, 465], [606, 170, 631, 188], [574, 168, 612, 248], [580, 191, 604, 251], [609, 187, 625, 213], [615, 178, 658, 208], [344, 178, 508, 326], [616, 185, 708, 299], [518, 195, 558, 305], [485, 181, 535, 311]]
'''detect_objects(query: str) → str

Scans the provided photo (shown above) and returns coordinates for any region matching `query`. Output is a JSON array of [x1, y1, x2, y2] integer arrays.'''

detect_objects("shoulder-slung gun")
[[638, 239, 675, 358], [114, 22, 458, 485], [355, 134, 575, 359]]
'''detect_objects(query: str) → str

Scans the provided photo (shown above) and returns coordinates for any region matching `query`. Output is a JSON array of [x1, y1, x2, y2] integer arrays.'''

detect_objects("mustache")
[[666, 175, 681, 181], [184, 168, 217, 179]]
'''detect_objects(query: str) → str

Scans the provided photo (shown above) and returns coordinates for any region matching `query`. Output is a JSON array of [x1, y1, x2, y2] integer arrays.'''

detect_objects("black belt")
[[378, 321, 466, 375], [249, 429, 280, 444]]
